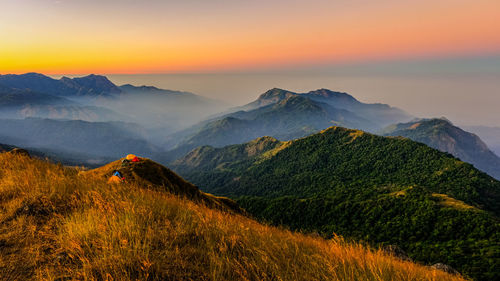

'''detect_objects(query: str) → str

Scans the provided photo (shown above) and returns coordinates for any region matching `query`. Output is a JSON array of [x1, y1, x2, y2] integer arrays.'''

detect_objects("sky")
[[1, 0, 499, 74], [103, 56, 500, 127], [1, 0, 499, 126]]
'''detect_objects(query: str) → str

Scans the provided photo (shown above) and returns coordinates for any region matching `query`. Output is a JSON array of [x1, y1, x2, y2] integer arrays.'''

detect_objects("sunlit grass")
[[432, 193, 477, 211], [0, 153, 466, 280]]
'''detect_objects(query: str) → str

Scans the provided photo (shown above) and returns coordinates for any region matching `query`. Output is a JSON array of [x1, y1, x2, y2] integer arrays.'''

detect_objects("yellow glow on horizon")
[[1, 0, 499, 74]]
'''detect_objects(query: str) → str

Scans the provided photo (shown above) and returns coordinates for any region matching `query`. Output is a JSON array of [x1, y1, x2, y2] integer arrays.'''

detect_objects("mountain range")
[[382, 118, 500, 180], [4, 73, 500, 182], [163, 88, 412, 161], [0, 73, 226, 133], [0, 73, 120, 98], [0, 118, 158, 165], [172, 126, 500, 281]]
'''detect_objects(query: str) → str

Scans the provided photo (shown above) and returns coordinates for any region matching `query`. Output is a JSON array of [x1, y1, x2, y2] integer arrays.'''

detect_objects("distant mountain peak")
[[59, 74, 121, 96], [257, 88, 297, 101], [71, 74, 117, 87], [408, 117, 454, 127], [306, 88, 356, 100], [274, 94, 320, 110], [233, 88, 302, 111], [20, 72, 51, 78], [120, 84, 160, 91]]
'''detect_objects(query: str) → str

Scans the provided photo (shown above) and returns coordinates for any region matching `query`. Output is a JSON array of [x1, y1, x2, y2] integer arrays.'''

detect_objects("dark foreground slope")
[[383, 118, 500, 180], [173, 127, 500, 281], [0, 152, 464, 281]]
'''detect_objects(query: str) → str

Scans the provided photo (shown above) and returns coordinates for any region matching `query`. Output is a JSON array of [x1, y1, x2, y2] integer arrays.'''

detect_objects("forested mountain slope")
[[383, 118, 500, 180], [173, 126, 500, 281]]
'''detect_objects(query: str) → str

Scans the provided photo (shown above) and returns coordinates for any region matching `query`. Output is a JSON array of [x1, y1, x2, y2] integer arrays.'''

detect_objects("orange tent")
[[127, 154, 141, 162]]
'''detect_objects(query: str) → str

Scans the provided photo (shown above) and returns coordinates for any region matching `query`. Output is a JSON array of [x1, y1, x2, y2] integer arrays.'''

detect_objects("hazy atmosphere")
[[1, 1, 500, 280], [101, 56, 500, 127], [3, 0, 499, 127]]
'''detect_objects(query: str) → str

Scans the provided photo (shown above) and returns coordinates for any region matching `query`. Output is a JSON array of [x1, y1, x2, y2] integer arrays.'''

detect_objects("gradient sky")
[[1, 0, 500, 74]]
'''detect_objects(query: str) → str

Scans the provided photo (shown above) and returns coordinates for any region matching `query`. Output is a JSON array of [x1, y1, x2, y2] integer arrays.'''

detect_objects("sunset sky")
[[1, 0, 499, 74]]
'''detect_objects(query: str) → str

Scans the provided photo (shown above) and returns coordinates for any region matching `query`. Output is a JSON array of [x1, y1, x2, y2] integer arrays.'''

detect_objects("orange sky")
[[1, 0, 499, 74]]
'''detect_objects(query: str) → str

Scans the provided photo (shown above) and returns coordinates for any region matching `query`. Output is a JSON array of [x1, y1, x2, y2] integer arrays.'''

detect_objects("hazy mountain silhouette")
[[0, 73, 229, 141], [464, 125, 500, 157], [0, 118, 158, 161], [0, 73, 120, 98], [162, 88, 412, 161]]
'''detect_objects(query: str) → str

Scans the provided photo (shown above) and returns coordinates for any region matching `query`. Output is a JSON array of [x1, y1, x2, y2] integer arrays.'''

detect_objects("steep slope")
[[464, 125, 500, 157], [0, 152, 465, 281], [383, 118, 500, 180], [164, 88, 411, 161], [173, 127, 500, 281]]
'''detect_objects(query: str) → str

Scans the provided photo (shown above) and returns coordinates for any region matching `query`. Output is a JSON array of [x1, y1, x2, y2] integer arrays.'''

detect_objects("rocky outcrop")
[[381, 245, 413, 262], [431, 263, 460, 275]]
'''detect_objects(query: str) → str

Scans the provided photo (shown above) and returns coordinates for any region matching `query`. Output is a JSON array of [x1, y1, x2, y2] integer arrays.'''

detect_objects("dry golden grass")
[[432, 193, 477, 211], [0, 153, 466, 281]]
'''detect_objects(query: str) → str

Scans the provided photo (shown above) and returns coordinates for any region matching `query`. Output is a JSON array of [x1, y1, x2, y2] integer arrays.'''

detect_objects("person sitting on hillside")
[[108, 170, 125, 183]]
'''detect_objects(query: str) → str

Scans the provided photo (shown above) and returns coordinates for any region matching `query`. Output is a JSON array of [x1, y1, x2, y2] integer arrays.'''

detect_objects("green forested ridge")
[[382, 118, 500, 180], [172, 126, 500, 281]]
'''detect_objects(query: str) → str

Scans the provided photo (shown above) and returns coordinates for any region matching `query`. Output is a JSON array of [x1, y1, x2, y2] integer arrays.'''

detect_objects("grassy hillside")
[[0, 152, 465, 281], [173, 127, 500, 281]]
